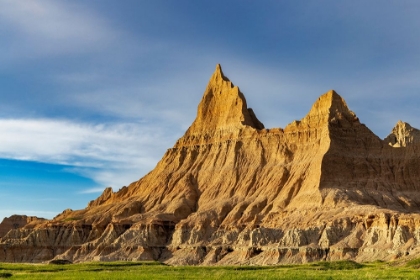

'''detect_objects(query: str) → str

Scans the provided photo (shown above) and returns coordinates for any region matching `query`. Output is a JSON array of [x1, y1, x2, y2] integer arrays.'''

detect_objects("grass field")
[[0, 260, 419, 279]]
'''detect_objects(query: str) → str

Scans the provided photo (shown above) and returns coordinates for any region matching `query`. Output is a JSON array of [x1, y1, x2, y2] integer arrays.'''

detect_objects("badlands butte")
[[1, 64, 420, 265]]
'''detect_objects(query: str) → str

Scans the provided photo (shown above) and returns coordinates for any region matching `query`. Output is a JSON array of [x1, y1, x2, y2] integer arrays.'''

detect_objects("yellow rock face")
[[186, 64, 264, 134], [1, 65, 420, 264], [385, 120, 420, 147]]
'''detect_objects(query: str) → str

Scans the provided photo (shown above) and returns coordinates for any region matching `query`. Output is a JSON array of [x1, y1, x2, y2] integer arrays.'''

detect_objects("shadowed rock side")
[[1, 65, 420, 265]]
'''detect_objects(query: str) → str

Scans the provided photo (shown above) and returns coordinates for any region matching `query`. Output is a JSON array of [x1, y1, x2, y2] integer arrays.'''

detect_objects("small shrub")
[[0, 272, 12, 278], [311, 260, 364, 270], [230, 266, 270, 271], [49, 259, 73, 265]]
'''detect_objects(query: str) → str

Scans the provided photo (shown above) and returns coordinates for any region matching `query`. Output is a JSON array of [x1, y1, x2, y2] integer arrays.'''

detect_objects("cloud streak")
[[0, 118, 173, 188], [78, 187, 107, 194]]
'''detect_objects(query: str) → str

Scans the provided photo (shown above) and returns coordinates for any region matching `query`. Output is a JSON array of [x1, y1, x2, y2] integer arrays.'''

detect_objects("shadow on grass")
[[96, 261, 166, 267], [0, 272, 12, 278], [228, 266, 276, 271], [222, 260, 364, 271], [309, 260, 364, 270], [29, 268, 66, 273]]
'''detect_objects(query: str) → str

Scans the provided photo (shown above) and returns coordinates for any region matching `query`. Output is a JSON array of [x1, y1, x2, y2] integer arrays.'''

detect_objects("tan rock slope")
[[1, 64, 420, 264]]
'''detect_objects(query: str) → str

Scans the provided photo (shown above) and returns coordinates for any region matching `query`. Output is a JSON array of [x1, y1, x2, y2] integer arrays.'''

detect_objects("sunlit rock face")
[[1, 65, 420, 265], [0, 215, 45, 238], [385, 120, 420, 147]]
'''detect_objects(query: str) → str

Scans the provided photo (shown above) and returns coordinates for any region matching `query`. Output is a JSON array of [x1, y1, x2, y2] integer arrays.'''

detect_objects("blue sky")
[[0, 0, 419, 220]]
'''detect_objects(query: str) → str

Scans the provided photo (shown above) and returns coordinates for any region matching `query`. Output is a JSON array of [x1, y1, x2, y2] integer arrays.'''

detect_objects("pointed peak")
[[212, 64, 230, 83], [391, 120, 419, 133], [183, 64, 264, 138], [299, 90, 358, 127], [326, 89, 339, 96], [215, 63, 222, 74], [319, 90, 345, 106], [395, 120, 412, 128], [308, 90, 349, 114]]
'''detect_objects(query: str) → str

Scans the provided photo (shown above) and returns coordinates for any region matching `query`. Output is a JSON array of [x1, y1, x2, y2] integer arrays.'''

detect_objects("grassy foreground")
[[0, 260, 419, 279]]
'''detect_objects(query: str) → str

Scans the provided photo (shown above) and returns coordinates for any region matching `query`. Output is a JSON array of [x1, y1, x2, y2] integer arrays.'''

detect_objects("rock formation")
[[1, 64, 420, 265], [0, 215, 45, 238], [385, 120, 420, 147]]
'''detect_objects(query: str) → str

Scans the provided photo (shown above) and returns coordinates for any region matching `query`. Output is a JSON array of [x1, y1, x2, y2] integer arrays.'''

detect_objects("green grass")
[[407, 258, 420, 268], [0, 260, 419, 279]]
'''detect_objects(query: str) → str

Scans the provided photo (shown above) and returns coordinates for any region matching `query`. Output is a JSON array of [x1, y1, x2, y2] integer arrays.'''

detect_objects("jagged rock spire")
[[385, 120, 420, 147], [185, 64, 264, 136]]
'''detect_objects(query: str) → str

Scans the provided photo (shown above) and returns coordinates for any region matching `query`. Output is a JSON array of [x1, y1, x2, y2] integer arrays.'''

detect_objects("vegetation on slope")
[[0, 260, 419, 279]]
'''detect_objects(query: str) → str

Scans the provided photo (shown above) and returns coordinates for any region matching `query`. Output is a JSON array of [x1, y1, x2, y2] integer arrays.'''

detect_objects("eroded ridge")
[[1, 65, 420, 265]]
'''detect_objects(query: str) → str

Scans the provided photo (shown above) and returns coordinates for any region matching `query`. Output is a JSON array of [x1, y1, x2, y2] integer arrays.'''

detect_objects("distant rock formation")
[[0, 215, 45, 238], [1, 65, 420, 265], [385, 120, 420, 147]]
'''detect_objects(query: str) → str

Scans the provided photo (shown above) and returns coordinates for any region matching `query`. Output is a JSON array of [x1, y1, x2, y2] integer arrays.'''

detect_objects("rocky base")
[[2, 207, 420, 265]]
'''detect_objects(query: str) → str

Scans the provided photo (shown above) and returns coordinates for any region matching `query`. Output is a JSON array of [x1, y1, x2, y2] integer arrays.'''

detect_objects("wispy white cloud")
[[0, 118, 174, 188], [78, 187, 107, 194]]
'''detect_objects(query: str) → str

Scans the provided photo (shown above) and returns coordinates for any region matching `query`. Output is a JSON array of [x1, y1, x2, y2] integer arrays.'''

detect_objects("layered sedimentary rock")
[[0, 215, 45, 238], [1, 65, 420, 264]]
